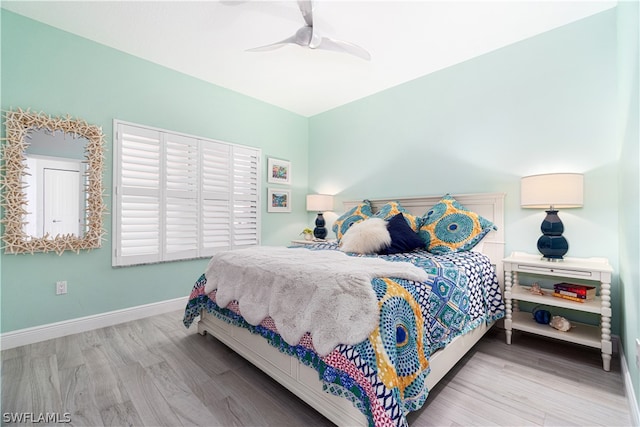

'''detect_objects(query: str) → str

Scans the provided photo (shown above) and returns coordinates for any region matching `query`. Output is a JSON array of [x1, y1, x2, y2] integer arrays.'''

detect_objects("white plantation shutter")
[[200, 141, 231, 255], [116, 125, 162, 265], [164, 134, 199, 260], [232, 146, 260, 247], [113, 121, 261, 266]]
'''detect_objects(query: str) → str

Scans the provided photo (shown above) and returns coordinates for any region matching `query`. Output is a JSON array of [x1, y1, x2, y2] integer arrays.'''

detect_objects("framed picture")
[[267, 157, 291, 185], [267, 188, 292, 213]]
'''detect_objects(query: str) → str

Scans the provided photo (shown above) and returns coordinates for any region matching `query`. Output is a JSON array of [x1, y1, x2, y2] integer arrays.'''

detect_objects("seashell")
[[550, 315, 572, 332], [529, 283, 545, 295]]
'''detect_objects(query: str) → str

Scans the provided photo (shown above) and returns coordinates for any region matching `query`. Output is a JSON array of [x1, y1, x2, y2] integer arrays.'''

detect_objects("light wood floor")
[[1, 310, 633, 426]]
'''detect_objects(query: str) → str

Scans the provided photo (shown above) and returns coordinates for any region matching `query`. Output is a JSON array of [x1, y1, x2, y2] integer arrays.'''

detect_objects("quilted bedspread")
[[183, 243, 504, 427]]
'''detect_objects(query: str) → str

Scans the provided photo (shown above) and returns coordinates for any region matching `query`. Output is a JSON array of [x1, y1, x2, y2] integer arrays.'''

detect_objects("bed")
[[183, 192, 505, 427]]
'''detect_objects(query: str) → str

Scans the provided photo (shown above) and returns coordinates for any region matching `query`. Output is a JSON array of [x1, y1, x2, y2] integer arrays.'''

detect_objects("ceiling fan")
[[247, 0, 371, 61]]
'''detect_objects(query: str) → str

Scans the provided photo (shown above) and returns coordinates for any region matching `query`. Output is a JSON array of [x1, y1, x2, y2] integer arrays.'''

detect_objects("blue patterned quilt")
[[183, 243, 504, 427]]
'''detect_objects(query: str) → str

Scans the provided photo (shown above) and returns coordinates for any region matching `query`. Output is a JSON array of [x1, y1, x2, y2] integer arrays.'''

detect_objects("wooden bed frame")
[[197, 192, 505, 426]]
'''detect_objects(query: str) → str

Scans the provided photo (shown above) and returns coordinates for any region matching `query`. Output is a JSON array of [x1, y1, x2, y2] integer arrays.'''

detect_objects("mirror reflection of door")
[[23, 128, 88, 239], [24, 156, 84, 238], [43, 167, 81, 237]]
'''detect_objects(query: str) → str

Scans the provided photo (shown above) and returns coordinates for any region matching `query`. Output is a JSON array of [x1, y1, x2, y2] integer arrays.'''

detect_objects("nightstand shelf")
[[510, 311, 601, 348], [503, 252, 613, 371], [509, 285, 603, 314]]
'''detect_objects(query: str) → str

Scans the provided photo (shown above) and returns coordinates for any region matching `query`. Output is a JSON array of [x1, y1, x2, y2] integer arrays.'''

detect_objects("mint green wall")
[[617, 1, 640, 415], [309, 10, 623, 331], [0, 11, 308, 332]]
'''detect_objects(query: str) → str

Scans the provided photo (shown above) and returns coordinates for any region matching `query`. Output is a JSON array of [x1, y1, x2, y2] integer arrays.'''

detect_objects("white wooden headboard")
[[343, 193, 506, 288]]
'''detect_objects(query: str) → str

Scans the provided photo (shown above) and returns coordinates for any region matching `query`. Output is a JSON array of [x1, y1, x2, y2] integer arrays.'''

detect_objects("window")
[[113, 121, 261, 266]]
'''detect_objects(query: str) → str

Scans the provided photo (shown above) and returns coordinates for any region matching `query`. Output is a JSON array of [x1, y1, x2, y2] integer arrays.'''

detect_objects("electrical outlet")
[[56, 281, 67, 295]]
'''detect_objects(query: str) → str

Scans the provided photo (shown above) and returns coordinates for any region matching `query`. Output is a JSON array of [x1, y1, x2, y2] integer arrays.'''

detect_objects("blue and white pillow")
[[419, 195, 496, 254], [332, 200, 374, 241], [372, 201, 420, 232]]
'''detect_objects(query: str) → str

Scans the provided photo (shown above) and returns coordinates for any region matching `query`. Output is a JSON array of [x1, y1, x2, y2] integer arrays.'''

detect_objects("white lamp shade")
[[521, 173, 584, 209], [306, 194, 334, 212]]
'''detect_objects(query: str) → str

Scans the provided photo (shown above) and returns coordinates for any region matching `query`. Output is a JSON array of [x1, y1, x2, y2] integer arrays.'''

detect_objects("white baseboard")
[[619, 339, 640, 426], [0, 296, 188, 350]]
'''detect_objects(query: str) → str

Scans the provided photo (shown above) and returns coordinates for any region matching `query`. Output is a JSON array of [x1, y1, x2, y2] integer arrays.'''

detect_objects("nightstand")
[[290, 239, 335, 246], [502, 251, 614, 371]]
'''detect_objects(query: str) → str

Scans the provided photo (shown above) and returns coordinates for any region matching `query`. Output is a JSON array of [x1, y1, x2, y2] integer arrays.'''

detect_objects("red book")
[[555, 290, 594, 300], [553, 282, 596, 299]]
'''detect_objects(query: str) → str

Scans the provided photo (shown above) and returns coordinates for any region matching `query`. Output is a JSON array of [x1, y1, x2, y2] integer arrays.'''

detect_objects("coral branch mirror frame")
[[1, 108, 106, 255]]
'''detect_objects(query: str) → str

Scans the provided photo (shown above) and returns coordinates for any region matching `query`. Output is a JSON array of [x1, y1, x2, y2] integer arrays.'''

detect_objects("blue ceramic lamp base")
[[313, 212, 327, 240], [537, 209, 568, 260]]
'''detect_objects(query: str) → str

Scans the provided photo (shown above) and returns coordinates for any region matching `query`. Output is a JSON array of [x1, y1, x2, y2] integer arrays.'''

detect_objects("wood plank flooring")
[[1, 310, 633, 426]]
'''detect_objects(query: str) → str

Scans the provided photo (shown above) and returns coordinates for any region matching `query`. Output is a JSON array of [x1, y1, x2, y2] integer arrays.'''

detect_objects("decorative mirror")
[[1, 108, 106, 254]]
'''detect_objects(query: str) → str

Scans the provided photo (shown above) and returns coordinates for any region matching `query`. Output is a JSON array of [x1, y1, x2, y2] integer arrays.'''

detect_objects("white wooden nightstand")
[[502, 251, 614, 371], [290, 239, 336, 246]]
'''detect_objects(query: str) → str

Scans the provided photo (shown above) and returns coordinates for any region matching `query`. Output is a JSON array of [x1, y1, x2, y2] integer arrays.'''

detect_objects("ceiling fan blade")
[[248, 0, 372, 60], [315, 37, 371, 61], [246, 34, 299, 52], [297, 0, 314, 27], [297, 1, 321, 48]]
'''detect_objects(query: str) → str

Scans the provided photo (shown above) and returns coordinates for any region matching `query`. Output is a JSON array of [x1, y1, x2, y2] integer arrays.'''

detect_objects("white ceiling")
[[3, 1, 616, 117]]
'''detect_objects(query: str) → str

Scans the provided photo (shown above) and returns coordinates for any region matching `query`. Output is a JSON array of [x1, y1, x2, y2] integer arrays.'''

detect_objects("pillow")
[[339, 218, 391, 254], [332, 200, 374, 241], [372, 201, 420, 232], [378, 213, 425, 255], [418, 194, 496, 254]]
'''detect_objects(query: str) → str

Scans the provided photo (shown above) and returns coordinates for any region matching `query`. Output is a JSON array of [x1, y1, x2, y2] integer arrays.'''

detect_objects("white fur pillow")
[[339, 218, 391, 254]]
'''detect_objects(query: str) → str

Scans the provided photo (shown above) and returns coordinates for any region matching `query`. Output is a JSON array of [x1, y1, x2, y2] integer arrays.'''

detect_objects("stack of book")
[[552, 282, 596, 303]]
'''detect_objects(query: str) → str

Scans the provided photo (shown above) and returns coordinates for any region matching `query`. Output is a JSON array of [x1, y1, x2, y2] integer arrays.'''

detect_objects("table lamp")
[[521, 173, 583, 261]]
